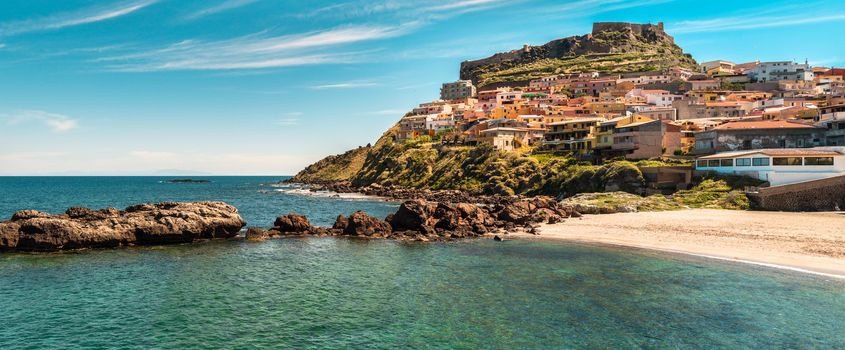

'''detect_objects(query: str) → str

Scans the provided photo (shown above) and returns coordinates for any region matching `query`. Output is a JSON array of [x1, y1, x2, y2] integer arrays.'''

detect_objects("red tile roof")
[[713, 120, 815, 130]]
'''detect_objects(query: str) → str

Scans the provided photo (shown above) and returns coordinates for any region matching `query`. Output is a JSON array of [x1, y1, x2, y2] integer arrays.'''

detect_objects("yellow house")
[[585, 102, 626, 114], [593, 114, 654, 149], [543, 118, 601, 154], [706, 66, 736, 77]]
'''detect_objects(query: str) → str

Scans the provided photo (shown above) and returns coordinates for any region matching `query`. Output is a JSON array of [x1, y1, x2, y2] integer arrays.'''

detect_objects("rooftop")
[[712, 120, 815, 130], [698, 148, 844, 159]]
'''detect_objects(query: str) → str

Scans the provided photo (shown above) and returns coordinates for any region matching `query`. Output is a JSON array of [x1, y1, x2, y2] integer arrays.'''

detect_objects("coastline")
[[512, 209, 845, 279]]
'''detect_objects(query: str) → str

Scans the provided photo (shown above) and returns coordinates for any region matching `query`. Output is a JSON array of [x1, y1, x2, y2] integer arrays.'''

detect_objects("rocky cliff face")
[[460, 22, 696, 88], [0, 202, 246, 252]]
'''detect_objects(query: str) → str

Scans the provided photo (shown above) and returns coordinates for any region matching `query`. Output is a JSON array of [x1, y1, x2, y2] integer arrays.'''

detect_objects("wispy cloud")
[[0, 0, 158, 36], [101, 24, 414, 71], [0, 43, 5, 49], [302, 0, 512, 19], [3, 110, 79, 132], [671, 13, 845, 34], [275, 118, 300, 126], [425, 0, 505, 11], [367, 109, 407, 116], [309, 81, 379, 90], [186, 0, 260, 20]]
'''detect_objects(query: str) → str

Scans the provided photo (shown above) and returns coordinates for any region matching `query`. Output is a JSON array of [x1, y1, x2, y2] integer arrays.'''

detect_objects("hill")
[[459, 22, 697, 88]]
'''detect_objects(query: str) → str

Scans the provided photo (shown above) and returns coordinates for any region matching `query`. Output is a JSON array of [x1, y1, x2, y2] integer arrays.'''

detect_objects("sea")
[[1, 176, 844, 349]]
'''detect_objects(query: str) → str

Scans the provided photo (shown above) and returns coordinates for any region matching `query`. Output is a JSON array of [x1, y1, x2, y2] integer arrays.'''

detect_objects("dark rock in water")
[[274, 214, 312, 233], [332, 215, 349, 231], [493, 235, 503, 241], [0, 202, 246, 252], [345, 211, 392, 237], [163, 179, 211, 183], [389, 200, 434, 232], [264, 196, 575, 242], [245, 227, 270, 241]]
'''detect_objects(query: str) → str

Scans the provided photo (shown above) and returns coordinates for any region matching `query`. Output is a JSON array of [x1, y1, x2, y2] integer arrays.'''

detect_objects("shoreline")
[[512, 209, 845, 279]]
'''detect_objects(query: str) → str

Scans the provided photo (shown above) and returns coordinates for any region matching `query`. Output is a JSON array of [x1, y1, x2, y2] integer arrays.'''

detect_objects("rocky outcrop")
[[253, 197, 580, 242], [460, 22, 697, 87], [0, 202, 246, 252]]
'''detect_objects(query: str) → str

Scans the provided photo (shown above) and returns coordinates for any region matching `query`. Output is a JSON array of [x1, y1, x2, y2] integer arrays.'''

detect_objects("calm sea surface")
[[1, 176, 844, 349]]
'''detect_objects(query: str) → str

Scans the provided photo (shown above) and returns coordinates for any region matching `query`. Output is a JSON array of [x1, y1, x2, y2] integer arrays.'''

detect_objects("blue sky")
[[1, 0, 844, 175]]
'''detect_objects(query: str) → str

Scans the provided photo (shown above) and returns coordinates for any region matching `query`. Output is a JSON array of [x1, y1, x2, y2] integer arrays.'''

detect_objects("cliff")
[[460, 22, 697, 88]]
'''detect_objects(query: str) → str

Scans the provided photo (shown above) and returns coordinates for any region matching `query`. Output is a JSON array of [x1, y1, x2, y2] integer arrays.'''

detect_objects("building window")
[[720, 159, 733, 167], [696, 160, 708, 168], [708, 159, 721, 167], [773, 157, 802, 166], [804, 157, 834, 166], [752, 157, 770, 166], [736, 158, 752, 166]]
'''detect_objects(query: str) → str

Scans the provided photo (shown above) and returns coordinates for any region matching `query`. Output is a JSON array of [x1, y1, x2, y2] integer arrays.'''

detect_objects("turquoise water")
[[0, 176, 398, 227], [1, 177, 845, 348]]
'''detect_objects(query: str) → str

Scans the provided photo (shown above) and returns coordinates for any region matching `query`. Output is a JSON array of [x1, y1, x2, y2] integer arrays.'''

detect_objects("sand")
[[515, 209, 845, 279]]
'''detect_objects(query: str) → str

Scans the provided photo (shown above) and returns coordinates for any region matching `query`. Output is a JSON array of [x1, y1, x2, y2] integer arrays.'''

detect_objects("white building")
[[747, 61, 814, 82], [695, 147, 845, 186]]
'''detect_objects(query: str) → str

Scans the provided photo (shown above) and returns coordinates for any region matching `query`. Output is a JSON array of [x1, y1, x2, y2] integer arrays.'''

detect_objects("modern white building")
[[747, 61, 814, 82], [695, 147, 845, 186]]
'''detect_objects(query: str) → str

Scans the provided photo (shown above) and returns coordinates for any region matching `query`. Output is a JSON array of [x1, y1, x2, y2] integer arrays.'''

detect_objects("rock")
[[0, 202, 246, 252], [498, 201, 532, 224], [66, 207, 119, 220], [389, 200, 435, 232], [433, 203, 460, 230], [274, 214, 313, 233], [245, 227, 270, 241], [345, 211, 392, 237], [493, 235, 504, 241], [10, 210, 51, 221], [332, 214, 349, 231]]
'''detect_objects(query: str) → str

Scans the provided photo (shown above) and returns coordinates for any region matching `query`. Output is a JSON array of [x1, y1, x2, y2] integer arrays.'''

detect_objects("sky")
[[1, 0, 844, 175]]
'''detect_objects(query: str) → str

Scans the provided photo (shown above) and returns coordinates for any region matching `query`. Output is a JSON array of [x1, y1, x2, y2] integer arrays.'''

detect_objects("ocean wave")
[[265, 183, 384, 201]]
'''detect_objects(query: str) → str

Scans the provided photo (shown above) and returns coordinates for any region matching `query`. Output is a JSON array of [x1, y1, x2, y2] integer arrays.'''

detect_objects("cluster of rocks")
[[0, 202, 246, 252], [306, 181, 521, 204], [247, 196, 580, 242]]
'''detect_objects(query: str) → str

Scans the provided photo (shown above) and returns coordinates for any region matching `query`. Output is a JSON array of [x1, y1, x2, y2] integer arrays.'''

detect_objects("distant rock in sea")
[[163, 179, 211, 183], [0, 202, 245, 252]]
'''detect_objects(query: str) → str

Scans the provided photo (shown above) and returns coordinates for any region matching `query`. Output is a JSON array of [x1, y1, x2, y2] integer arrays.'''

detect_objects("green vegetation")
[[294, 127, 763, 210], [562, 174, 764, 212], [476, 52, 694, 87], [289, 145, 370, 183]]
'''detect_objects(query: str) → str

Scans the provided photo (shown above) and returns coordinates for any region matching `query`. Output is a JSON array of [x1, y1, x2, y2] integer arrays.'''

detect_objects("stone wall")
[[748, 174, 845, 211]]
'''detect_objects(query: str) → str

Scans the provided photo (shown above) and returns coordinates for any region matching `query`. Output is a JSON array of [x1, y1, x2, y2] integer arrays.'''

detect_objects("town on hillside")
[[395, 30, 845, 194]]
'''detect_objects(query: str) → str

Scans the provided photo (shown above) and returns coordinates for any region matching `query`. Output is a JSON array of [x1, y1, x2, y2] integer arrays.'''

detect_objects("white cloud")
[[4, 110, 79, 132], [671, 13, 845, 34], [303, 0, 512, 19], [275, 118, 300, 126], [0, 43, 5, 49], [426, 0, 503, 11], [101, 24, 414, 71], [309, 81, 379, 89], [0, 0, 158, 36], [371, 109, 406, 115], [186, 0, 259, 20]]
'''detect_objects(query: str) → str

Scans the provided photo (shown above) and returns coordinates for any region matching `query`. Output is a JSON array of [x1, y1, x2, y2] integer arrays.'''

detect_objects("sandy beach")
[[517, 209, 845, 278]]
